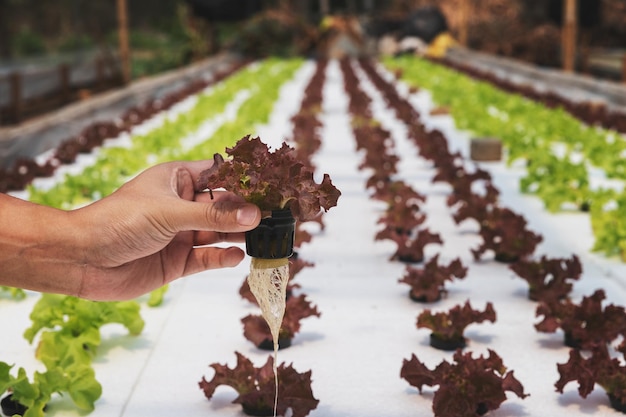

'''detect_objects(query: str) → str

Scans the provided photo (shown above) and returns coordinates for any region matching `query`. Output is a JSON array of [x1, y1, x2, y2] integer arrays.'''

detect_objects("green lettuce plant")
[[0, 361, 101, 417], [0, 286, 26, 300], [23, 294, 144, 370], [0, 295, 145, 415]]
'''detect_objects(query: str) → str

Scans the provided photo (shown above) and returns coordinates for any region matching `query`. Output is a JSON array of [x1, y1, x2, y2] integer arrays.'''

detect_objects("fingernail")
[[237, 205, 258, 226]]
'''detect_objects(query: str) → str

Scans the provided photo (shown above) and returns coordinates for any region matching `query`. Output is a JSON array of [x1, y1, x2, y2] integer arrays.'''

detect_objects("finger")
[[166, 198, 261, 234], [195, 190, 246, 204], [173, 159, 223, 193], [194, 230, 247, 246], [177, 246, 246, 278]]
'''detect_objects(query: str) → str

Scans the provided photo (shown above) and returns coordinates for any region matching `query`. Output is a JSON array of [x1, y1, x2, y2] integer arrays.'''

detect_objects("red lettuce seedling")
[[199, 135, 339, 372], [432, 158, 492, 193], [509, 255, 582, 302], [535, 289, 626, 349], [376, 200, 426, 237], [368, 178, 426, 206], [555, 344, 626, 413], [357, 132, 400, 175], [377, 220, 442, 264], [400, 349, 529, 417], [398, 255, 467, 302], [198, 135, 340, 221], [448, 183, 500, 225], [242, 294, 321, 350], [417, 300, 497, 350], [416, 129, 452, 163], [471, 206, 543, 263], [199, 352, 319, 417]]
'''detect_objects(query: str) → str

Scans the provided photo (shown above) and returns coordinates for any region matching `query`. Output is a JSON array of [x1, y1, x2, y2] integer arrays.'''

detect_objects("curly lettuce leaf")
[[198, 136, 341, 221], [401, 350, 528, 417], [199, 352, 319, 417]]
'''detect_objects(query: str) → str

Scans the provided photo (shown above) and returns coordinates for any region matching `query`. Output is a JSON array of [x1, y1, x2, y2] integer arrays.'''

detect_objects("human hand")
[[72, 160, 260, 301]]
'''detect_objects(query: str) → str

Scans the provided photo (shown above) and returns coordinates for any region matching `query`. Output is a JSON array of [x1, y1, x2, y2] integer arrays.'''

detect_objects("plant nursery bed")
[[2, 59, 626, 417]]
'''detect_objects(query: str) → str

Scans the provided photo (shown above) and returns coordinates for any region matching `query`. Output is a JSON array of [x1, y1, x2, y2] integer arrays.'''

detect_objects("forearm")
[[0, 193, 85, 295]]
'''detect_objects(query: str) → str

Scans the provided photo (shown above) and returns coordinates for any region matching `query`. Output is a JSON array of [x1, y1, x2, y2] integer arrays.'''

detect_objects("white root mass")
[[247, 257, 290, 417]]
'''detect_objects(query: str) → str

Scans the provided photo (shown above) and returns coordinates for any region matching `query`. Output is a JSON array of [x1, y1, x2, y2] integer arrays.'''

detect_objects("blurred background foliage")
[[0, 0, 624, 78]]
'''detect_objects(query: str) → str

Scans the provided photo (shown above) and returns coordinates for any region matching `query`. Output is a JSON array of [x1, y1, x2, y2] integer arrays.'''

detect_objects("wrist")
[[0, 193, 86, 296]]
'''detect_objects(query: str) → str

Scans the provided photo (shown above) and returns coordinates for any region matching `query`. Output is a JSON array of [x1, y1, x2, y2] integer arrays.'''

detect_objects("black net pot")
[[1, 394, 28, 417], [257, 336, 292, 351], [246, 209, 295, 259], [429, 333, 466, 351], [608, 393, 626, 414], [242, 403, 275, 417]]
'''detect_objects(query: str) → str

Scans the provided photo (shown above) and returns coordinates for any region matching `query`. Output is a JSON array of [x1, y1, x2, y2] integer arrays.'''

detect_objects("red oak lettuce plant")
[[535, 289, 626, 349], [400, 349, 529, 417], [198, 135, 340, 221], [368, 179, 425, 205], [239, 257, 313, 304], [241, 294, 321, 350], [471, 206, 543, 263], [377, 226, 442, 264], [448, 183, 500, 226], [417, 300, 497, 350], [509, 254, 582, 302], [376, 202, 426, 237], [555, 344, 626, 413], [432, 158, 492, 196], [199, 352, 319, 417], [398, 255, 467, 302]]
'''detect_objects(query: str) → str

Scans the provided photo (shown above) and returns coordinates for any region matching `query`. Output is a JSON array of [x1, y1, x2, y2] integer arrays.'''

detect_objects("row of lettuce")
[[0, 58, 304, 417], [384, 56, 626, 260]]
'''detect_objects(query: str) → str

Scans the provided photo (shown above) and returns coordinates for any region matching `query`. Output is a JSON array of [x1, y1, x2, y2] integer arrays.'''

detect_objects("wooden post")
[[116, 0, 131, 84], [9, 72, 22, 124], [458, 0, 470, 47], [622, 53, 626, 83], [320, 0, 330, 16], [562, 0, 578, 72]]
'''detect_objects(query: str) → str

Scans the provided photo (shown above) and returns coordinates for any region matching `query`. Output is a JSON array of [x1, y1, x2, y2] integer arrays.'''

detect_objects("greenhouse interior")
[[2, 0, 626, 416]]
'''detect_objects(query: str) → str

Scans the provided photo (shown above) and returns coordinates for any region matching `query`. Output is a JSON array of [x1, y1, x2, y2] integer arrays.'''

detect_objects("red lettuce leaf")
[[242, 294, 321, 345], [199, 352, 319, 417], [509, 255, 581, 302], [471, 206, 543, 262], [401, 349, 528, 417], [556, 344, 626, 403], [417, 300, 497, 341], [535, 289, 626, 348], [399, 354, 436, 393], [398, 255, 467, 302], [384, 227, 442, 263], [198, 136, 340, 221]]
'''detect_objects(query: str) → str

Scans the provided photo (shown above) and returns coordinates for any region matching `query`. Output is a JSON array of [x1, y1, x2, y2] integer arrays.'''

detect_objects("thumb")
[[165, 198, 261, 233]]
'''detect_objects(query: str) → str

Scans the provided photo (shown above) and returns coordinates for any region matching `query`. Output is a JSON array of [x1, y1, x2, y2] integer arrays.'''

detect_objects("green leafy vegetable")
[[0, 286, 26, 300], [0, 361, 102, 417]]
